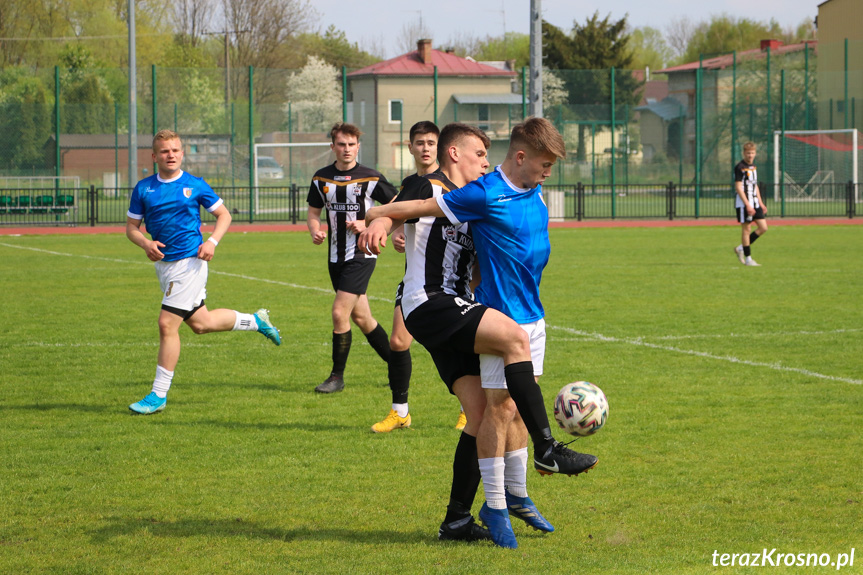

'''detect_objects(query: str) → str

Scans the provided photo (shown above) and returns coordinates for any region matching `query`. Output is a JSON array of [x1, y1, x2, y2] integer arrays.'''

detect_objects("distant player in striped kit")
[[126, 130, 281, 415], [307, 123, 398, 393], [733, 141, 768, 266]]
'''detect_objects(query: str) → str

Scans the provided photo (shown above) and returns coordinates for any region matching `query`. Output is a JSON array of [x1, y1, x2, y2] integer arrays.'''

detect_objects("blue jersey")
[[436, 166, 550, 323], [127, 171, 223, 262]]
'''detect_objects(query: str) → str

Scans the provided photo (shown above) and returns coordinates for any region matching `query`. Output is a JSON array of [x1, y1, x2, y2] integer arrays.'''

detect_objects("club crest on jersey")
[[183, 187, 193, 198], [442, 225, 473, 250]]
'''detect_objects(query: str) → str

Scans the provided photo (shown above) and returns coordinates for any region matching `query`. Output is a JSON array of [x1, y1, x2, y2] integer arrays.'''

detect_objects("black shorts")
[[328, 258, 376, 295], [394, 282, 404, 308], [404, 295, 486, 392], [736, 205, 765, 224]]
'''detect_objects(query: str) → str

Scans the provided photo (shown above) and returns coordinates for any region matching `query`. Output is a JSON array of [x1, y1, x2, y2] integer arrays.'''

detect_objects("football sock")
[[388, 349, 412, 404], [152, 365, 174, 398], [393, 403, 409, 418], [479, 457, 506, 510], [749, 231, 760, 244], [444, 432, 481, 523], [504, 448, 529, 498], [232, 311, 257, 331], [364, 324, 391, 363], [332, 330, 351, 378], [504, 361, 555, 452], [743, 245, 752, 257]]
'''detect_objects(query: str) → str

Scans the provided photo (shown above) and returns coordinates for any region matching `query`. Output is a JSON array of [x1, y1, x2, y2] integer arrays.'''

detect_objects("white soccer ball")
[[553, 381, 609, 437]]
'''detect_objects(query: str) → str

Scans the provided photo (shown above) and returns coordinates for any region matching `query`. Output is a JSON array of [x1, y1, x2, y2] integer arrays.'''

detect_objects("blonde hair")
[[153, 129, 181, 151], [743, 141, 757, 153], [508, 117, 566, 159]]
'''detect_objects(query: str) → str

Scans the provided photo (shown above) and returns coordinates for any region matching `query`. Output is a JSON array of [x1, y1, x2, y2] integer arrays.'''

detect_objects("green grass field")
[[1, 224, 861, 574]]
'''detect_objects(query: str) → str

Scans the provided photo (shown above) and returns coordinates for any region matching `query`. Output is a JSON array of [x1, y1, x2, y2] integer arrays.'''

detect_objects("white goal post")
[[773, 129, 859, 203], [251, 141, 332, 215]]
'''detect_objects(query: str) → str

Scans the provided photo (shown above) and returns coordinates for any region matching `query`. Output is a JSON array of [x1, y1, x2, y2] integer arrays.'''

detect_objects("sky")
[[311, 0, 820, 59]]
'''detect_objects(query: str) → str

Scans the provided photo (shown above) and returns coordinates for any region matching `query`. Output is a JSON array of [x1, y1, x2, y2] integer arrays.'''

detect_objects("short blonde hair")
[[508, 117, 566, 159], [743, 141, 757, 153], [153, 129, 181, 151]]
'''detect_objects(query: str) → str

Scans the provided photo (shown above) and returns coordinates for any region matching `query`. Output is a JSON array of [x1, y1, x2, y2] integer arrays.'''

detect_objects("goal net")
[[250, 142, 332, 215], [774, 129, 859, 202]]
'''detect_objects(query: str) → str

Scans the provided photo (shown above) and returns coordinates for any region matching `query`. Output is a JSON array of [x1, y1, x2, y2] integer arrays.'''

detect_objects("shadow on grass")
[[150, 418, 361, 432], [89, 516, 430, 545]]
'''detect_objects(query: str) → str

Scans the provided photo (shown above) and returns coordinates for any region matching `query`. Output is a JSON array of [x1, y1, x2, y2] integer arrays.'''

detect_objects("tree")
[[395, 16, 432, 55], [665, 17, 695, 64], [297, 26, 380, 70], [285, 55, 341, 133], [223, 0, 317, 102], [628, 26, 673, 72], [0, 69, 53, 170], [681, 15, 785, 63], [543, 13, 644, 162]]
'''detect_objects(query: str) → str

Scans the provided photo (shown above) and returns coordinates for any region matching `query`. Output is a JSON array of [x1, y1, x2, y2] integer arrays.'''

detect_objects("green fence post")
[[766, 46, 771, 183], [434, 66, 438, 125], [611, 67, 616, 217], [732, 51, 737, 172], [248, 66, 254, 223], [521, 67, 527, 119], [114, 102, 119, 187], [342, 66, 347, 122], [54, 66, 60, 187], [805, 42, 811, 130], [844, 39, 849, 130], [695, 64, 702, 218], [152, 64, 157, 175], [781, 70, 786, 217], [678, 102, 684, 186]]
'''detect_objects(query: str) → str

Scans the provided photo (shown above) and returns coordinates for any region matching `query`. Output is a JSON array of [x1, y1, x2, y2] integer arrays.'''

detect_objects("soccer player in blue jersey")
[[125, 130, 281, 415], [361, 118, 597, 548]]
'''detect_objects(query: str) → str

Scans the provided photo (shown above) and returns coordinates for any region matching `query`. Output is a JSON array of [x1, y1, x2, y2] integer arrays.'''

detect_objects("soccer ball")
[[553, 381, 609, 437]]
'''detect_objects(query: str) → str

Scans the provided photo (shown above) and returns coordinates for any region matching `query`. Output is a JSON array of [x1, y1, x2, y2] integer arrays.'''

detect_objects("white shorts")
[[155, 257, 208, 312], [480, 318, 546, 389]]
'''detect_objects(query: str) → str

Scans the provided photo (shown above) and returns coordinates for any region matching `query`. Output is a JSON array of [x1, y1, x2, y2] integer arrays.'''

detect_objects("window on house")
[[389, 99, 403, 124], [478, 104, 490, 131], [188, 144, 198, 154]]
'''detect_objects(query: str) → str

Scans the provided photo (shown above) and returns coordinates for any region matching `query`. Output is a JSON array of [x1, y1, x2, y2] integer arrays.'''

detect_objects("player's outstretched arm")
[[358, 218, 395, 255], [126, 216, 165, 262], [366, 197, 443, 224]]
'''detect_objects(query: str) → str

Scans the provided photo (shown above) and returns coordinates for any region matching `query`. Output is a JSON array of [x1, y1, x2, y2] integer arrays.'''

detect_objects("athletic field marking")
[[3, 242, 858, 384], [549, 326, 862, 385], [644, 328, 863, 341]]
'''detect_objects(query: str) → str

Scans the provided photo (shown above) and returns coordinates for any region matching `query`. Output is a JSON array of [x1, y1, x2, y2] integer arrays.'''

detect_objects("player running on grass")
[[360, 118, 596, 548], [126, 130, 281, 415], [306, 123, 398, 394]]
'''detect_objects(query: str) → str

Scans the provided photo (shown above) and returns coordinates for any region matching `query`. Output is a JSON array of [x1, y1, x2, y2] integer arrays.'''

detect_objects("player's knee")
[[389, 332, 412, 351]]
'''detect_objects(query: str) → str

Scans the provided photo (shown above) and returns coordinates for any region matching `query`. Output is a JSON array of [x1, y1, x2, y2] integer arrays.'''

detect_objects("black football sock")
[[749, 231, 760, 244], [364, 323, 391, 363], [444, 432, 481, 524], [331, 330, 351, 378], [505, 361, 555, 454], [743, 245, 752, 257], [388, 349, 412, 404]]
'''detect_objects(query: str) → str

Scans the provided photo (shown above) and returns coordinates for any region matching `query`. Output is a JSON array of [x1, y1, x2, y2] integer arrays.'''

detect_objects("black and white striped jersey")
[[399, 171, 477, 319], [307, 162, 398, 263], [734, 160, 760, 209]]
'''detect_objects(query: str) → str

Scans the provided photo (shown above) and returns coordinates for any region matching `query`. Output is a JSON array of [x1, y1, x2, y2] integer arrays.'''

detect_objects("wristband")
[[207, 237, 219, 246]]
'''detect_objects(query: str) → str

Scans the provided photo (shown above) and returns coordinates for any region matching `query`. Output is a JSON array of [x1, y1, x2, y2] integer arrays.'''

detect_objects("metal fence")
[[1, 182, 857, 228]]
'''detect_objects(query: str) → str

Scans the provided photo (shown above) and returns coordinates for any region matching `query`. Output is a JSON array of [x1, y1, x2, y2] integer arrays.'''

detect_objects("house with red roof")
[[346, 39, 521, 178], [638, 40, 816, 167]]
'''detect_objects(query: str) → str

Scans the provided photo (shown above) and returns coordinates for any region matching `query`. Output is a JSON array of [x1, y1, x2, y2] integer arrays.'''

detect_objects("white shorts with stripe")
[[155, 256, 208, 312], [480, 318, 546, 389]]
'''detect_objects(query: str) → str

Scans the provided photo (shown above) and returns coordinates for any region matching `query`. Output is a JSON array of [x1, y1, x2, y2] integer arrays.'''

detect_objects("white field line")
[[3, 242, 859, 384], [548, 325, 862, 385]]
